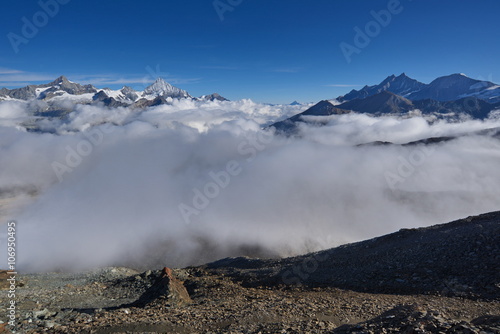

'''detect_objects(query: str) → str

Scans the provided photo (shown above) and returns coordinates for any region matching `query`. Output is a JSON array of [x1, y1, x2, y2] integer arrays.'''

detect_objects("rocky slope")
[[0, 211, 499, 333], [206, 211, 500, 300]]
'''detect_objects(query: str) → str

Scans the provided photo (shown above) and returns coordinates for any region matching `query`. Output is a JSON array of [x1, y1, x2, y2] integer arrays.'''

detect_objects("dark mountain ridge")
[[340, 73, 425, 101]]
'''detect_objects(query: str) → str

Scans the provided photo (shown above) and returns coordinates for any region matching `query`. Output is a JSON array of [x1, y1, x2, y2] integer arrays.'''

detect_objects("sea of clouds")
[[1, 98, 500, 272]]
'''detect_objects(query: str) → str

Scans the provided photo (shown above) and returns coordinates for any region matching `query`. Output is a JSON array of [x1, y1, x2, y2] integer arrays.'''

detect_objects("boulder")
[[133, 267, 192, 307]]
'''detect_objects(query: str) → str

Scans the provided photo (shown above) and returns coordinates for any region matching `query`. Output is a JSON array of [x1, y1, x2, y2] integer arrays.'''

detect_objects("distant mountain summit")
[[340, 73, 425, 101]]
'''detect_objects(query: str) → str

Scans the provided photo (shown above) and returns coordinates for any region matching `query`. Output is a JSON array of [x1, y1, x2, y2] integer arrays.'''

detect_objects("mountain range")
[[0, 76, 227, 109], [2, 73, 500, 132], [339, 73, 500, 103], [272, 73, 500, 133]]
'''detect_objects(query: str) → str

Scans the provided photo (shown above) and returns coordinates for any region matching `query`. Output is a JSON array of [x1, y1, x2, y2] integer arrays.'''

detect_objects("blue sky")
[[1, 0, 499, 104]]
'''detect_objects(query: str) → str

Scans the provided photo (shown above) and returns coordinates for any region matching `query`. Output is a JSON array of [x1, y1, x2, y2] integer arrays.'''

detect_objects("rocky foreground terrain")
[[1, 211, 499, 333]]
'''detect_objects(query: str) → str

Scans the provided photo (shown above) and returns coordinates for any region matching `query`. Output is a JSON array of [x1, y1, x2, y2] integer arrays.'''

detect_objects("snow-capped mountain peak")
[[142, 78, 191, 99]]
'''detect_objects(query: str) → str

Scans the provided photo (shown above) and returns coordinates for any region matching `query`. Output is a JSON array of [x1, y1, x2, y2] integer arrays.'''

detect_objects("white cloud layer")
[[0, 98, 500, 272]]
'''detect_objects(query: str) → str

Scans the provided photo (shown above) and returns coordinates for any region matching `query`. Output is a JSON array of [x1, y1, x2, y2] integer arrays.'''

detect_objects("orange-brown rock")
[[133, 267, 192, 307], [0, 270, 10, 290]]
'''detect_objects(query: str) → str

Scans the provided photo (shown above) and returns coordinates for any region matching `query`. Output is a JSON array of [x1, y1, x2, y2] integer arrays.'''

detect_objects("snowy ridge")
[[98, 87, 139, 104]]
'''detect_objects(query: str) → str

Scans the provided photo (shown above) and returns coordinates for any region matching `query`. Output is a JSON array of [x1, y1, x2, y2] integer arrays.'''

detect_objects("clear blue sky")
[[1, 0, 499, 104]]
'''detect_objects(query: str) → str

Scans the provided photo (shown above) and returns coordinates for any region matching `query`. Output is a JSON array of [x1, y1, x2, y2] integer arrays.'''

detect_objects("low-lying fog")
[[1, 99, 499, 271]]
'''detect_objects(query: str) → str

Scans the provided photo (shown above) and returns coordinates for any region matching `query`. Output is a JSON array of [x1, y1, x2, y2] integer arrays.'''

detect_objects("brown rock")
[[0, 323, 10, 334], [133, 267, 192, 307], [0, 270, 11, 290]]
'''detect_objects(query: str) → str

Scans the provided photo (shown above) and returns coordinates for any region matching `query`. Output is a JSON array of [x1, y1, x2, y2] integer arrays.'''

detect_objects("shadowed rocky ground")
[[206, 211, 500, 300]]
